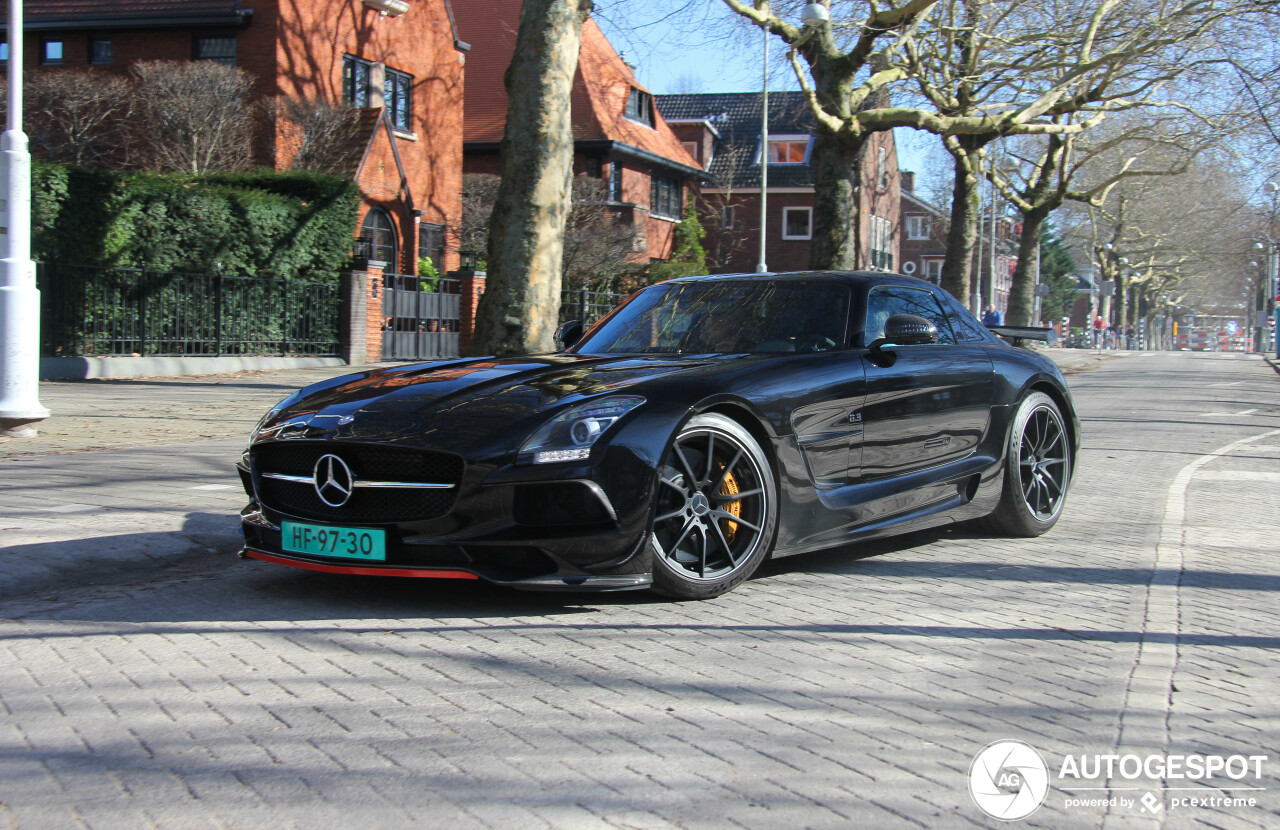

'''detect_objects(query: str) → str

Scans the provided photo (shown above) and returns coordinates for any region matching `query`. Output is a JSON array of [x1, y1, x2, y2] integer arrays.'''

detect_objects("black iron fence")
[[559, 288, 626, 326], [38, 262, 341, 357]]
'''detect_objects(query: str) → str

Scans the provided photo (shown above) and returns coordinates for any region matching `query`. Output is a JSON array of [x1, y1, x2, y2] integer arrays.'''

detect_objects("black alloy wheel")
[[983, 391, 1071, 536], [650, 413, 777, 599]]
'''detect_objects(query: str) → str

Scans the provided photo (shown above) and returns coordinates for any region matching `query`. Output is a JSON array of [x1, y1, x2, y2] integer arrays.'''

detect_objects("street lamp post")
[[0, 0, 50, 437], [756, 24, 768, 274]]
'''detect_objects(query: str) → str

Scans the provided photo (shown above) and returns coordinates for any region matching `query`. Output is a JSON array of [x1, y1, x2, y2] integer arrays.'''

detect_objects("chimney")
[[901, 171, 915, 194]]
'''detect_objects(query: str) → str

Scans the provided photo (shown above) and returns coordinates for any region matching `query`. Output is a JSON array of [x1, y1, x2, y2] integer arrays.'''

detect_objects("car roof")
[[664, 271, 940, 291]]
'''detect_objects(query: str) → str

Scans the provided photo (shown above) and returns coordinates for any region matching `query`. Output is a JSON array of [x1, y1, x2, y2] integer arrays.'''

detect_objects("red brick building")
[[5, 0, 469, 276], [656, 91, 901, 275], [452, 1, 705, 265], [899, 172, 949, 284]]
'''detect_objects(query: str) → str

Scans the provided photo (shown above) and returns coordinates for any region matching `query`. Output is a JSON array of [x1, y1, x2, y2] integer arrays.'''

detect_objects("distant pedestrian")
[[981, 304, 1003, 327]]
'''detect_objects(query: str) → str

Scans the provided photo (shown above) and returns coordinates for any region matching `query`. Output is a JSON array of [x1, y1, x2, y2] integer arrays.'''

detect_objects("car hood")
[[254, 353, 722, 449]]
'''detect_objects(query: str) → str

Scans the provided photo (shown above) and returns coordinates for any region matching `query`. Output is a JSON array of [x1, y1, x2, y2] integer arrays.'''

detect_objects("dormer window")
[[625, 88, 655, 128], [759, 135, 811, 165]]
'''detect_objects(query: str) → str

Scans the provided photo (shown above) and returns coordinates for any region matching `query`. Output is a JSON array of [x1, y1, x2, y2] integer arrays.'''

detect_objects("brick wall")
[[364, 266, 384, 363]]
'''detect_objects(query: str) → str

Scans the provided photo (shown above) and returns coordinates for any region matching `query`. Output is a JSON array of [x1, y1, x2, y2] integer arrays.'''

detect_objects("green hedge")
[[32, 163, 361, 281]]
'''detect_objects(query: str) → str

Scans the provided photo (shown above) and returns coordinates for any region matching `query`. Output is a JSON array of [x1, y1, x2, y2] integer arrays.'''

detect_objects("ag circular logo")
[[968, 740, 1050, 821]]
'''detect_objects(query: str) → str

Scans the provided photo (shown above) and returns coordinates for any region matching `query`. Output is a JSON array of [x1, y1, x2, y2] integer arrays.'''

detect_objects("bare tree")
[[470, 0, 595, 356], [1063, 155, 1257, 339], [459, 173, 503, 265], [561, 177, 641, 290], [722, 0, 1267, 310], [133, 61, 255, 174], [275, 97, 364, 176], [995, 112, 1223, 324], [17, 70, 134, 168], [460, 173, 638, 289]]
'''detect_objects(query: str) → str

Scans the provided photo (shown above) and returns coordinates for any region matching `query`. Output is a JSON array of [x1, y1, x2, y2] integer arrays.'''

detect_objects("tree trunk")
[[1112, 273, 1127, 340], [804, 47, 860, 271], [1007, 209, 1048, 326], [808, 126, 865, 270], [470, 0, 592, 356], [940, 140, 985, 311]]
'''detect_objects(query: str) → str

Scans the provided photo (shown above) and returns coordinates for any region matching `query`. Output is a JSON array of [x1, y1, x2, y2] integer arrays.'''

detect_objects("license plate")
[[281, 521, 386, 561]]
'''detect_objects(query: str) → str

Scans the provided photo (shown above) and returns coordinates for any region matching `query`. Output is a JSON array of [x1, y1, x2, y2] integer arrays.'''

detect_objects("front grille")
[[254, 442, 463, 523]]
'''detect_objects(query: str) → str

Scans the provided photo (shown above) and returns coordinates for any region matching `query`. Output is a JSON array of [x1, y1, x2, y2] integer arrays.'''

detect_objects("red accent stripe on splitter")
[[244, 549, 479, 579]]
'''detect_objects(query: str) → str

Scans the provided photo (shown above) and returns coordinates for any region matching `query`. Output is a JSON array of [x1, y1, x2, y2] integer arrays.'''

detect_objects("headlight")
[[519, 395, 645, 464], [249, 391, 301, 441]]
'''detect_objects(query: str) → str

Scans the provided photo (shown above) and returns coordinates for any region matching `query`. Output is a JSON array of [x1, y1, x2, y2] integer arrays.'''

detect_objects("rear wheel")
[[650, 414, 777, 599], [983, 391, 1071, 536]]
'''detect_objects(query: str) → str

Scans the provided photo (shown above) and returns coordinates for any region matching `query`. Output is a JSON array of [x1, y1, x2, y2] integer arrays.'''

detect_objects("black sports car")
[[238, 272, 1079, 599]]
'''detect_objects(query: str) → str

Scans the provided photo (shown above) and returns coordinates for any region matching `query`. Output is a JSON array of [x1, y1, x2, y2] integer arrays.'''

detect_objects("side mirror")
[[866, 314, 938, 366], [880, 314, 938, 347], [555, 320, 584, 351]]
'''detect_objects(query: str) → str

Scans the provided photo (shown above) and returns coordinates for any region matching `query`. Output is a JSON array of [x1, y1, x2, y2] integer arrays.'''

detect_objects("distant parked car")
[[238, 272, 1081, 599]]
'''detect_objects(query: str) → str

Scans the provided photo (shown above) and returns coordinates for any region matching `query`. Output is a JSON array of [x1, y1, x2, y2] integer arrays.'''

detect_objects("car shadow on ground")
[[6, 519, 1278, 638]]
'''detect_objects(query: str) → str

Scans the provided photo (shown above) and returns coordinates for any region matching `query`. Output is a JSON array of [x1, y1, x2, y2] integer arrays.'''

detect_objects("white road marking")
[[40, 504, 100, 514], [1198, 409, 1260, 417], [1103, 426, 1280, 827], [190, 484, 237, 491]]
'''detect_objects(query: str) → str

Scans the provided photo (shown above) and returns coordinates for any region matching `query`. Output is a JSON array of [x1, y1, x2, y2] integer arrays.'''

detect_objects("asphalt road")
[[1, 351, 1278, 829]]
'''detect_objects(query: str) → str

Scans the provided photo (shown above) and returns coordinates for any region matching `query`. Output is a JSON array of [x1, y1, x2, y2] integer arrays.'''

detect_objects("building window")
[[418, 222, 445, 274], [89, 37, 112, 65], [194, 34, 236, 65], [608, 163, 623, 202], [682, 141, 699, 163], [41, 40, 64, 65], [359, 208, 398, 267], [869, 215, 893, 270], [343, 55, 413, 129], [782, 207, 812, 240], [906, 214, 930, 240], [585, 156, 602, 178], [877, 146, 888, 189], [925, 259, 943, 284], [625, 88, 655, 128], [650, 175, 682, 219], [384, 67, 413, 131], [761, 135, 811, 165], [343, 57, 372, 108], [722, 206, 735, 230], [0, 44, 7, 63]]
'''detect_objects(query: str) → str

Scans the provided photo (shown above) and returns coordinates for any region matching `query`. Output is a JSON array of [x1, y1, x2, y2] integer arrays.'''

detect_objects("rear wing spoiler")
[[987, 325, 1052, 347]]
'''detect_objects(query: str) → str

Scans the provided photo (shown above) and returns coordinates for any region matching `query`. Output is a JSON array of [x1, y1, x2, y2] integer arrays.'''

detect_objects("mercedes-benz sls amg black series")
[[238, 272, 1080, 599]]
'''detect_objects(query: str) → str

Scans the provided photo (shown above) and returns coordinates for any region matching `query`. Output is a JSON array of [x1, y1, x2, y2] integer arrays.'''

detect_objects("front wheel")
[[650, 414, 777, 599], [983, 391, 1071, 537]]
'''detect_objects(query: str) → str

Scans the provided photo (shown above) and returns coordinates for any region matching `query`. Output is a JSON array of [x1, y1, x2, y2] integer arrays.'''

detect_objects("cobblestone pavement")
[[1, 351, 1277, 828]]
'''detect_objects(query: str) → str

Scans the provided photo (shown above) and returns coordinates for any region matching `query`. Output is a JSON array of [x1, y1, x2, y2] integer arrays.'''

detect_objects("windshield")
[[573, 280, 851, 355]]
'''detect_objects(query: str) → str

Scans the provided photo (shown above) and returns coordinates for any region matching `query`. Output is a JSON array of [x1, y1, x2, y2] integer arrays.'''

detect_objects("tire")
[[983, 391, 1072, 537], [649, 413, 778, 599]]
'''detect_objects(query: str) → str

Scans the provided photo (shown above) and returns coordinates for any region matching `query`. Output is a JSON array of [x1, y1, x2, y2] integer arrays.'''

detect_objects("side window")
[[939, 291, 992, 342], [865, 286, 956, 346]]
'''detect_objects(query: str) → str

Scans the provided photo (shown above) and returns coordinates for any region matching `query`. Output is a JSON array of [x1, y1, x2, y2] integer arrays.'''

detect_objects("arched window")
[[359, 208, 398, 267]]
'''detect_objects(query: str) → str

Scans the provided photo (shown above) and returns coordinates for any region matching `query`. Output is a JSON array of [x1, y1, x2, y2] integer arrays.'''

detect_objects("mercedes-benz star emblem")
[[313, 454, 354, 507]]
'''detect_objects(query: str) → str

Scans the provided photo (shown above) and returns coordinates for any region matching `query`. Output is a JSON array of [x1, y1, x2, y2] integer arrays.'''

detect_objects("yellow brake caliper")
[[718, 466, 741, 542]]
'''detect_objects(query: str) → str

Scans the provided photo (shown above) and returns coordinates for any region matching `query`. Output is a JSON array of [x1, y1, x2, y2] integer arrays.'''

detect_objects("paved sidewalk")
[[0, 349, 1127, 602]]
